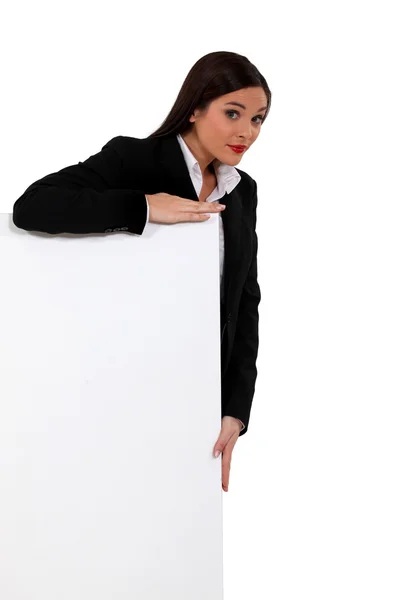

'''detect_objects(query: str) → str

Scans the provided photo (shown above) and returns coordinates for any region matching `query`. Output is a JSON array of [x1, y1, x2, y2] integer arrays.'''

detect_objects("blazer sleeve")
[[221, 179, 261, 437], [12, 136, 148, 235]]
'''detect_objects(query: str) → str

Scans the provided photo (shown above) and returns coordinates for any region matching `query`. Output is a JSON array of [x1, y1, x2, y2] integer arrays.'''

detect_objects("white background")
[[1, 1, 400, 598]]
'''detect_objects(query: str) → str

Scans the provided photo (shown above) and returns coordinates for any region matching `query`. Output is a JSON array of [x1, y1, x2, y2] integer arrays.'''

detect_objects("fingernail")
[[214, 450, 220, 458]]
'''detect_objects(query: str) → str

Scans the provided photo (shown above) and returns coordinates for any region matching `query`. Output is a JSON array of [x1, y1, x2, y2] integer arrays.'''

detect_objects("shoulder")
[[101, 135, 158, 156], [235, 167, 257, 204], [99, 135, 160, 175]]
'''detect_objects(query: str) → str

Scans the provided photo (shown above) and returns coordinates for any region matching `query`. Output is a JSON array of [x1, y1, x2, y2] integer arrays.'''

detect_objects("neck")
[[181, 130, 216, 178]]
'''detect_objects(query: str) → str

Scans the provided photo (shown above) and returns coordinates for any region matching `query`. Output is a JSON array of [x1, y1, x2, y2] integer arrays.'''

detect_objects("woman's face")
[[189, 86, 268, 167]]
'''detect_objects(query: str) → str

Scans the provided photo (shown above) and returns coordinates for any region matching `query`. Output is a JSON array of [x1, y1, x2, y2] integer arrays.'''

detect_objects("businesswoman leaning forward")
[[12, 51, 272, 492]]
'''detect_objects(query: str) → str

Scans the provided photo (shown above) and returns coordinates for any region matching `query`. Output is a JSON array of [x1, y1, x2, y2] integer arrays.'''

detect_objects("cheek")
[[208, 114, 230, 135], [217, 123, 234, 142]]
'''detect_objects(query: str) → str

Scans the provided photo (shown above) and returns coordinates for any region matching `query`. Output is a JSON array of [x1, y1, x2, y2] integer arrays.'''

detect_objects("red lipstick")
[[227, 145, 246, 154]]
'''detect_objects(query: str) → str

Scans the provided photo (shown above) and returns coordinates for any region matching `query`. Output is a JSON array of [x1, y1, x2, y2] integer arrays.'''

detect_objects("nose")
[[236, 127, 252, 144]]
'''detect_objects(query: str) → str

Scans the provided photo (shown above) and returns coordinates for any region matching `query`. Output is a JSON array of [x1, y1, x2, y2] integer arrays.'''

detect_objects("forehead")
[[215, 87, 268, 109]]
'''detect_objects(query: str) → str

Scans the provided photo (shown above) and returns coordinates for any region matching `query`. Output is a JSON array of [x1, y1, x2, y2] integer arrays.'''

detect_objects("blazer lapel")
[[154, 134, 243, 319]]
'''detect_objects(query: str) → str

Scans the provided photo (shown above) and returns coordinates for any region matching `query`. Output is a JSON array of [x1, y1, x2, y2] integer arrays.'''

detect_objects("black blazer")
[[12, 134, 261, 436]]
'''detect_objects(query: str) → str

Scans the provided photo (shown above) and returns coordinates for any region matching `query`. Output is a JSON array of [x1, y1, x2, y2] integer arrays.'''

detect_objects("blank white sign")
[[0, 213, 223, 600]]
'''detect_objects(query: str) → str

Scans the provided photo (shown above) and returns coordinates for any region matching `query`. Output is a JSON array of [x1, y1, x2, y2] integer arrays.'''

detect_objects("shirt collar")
[[176, 133, 241, 195]]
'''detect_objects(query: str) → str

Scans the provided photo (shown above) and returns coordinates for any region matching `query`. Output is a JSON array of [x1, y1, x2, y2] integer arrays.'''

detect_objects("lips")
[[228, 145, 246, 154]]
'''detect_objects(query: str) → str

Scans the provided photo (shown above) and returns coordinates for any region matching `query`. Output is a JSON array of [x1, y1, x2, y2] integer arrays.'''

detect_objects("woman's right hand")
[[145, 193, 226, 224]]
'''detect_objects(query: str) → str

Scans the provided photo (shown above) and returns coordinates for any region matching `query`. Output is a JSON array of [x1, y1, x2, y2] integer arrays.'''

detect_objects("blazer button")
[[227, 312, 232, 323]]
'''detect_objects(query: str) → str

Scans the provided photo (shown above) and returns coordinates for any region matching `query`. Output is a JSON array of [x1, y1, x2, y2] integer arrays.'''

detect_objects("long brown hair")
[[147, 51, 272, 139]]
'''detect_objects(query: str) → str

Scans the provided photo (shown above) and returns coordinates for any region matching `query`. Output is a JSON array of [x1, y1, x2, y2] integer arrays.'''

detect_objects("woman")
[[13, 50, 272, 492]]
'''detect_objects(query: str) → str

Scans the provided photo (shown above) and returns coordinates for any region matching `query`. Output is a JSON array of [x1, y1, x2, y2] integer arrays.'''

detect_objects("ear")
[[189, 108, 200, 123]]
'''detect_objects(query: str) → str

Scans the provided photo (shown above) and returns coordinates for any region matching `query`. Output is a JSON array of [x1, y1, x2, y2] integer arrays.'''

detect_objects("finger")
[[215, 432, 237, 455], [222, 454, 231, 490], [213, 429, 237, 457], [214, 438, 227, 458], [184, 213, 212, 222], [180, 200, 225, 212]]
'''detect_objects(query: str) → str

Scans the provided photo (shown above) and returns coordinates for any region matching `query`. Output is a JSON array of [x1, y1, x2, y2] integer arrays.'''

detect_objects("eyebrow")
[[224, 101, 268, 112]]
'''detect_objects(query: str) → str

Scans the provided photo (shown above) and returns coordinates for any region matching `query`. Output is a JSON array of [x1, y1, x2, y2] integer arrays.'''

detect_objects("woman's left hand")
[[213, 416, 242, 492]]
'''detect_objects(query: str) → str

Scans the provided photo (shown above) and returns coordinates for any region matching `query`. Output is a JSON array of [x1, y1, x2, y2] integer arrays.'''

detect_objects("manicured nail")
[[214, 450, 220, 458]]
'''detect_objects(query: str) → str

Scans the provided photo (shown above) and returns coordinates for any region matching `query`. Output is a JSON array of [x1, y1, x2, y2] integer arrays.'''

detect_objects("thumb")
[[213, 433, 229, 458]]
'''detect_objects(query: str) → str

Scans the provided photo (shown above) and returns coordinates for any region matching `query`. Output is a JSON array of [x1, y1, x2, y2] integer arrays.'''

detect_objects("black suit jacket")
[[12, 134, 261, 436]]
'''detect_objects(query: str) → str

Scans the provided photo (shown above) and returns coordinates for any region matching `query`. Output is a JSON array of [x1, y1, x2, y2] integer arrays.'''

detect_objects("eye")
[[225, 109, 264, 124]]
